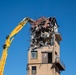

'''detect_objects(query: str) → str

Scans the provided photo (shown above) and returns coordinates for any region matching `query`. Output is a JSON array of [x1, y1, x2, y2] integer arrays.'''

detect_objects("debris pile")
[[29, 17, 58, 50]]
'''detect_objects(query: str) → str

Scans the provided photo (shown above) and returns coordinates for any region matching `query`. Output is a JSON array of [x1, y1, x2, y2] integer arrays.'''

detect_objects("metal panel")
[[42, 53, 48, 63]]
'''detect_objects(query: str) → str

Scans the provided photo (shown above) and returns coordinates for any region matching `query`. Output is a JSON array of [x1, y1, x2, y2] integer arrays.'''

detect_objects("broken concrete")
[[29, 17, 59, 51]]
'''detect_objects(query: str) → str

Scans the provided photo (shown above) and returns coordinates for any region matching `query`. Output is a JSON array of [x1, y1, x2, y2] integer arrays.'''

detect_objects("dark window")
[[31, 51, 37, 59], [48, 53, 52, 63], [32, 66, 36, 74]]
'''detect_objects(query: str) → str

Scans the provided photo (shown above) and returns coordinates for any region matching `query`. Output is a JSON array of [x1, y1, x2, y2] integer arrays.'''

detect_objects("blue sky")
[[0, 0, 76, 75]]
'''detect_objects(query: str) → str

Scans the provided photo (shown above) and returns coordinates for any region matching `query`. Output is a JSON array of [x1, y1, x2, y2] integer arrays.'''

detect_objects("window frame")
[[31, 51, 38, 59], [32, 66, 36, 74]]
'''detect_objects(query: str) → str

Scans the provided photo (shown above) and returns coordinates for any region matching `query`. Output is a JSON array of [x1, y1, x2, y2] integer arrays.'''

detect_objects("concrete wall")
[[28, 43, 60, 75], [28, 46, 53, 64], [28, 64, 53, 75]]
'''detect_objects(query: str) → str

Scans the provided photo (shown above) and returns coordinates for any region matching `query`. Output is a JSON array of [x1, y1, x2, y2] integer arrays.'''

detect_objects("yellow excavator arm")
[[0, 17, 32, 75]]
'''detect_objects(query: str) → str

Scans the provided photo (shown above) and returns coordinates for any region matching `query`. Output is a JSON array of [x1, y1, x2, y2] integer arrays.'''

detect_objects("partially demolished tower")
[[27, 17, 65, 75]]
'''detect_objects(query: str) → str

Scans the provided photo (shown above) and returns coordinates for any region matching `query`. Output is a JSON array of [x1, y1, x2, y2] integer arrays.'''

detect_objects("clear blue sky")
[[0, 0, 76, 75]]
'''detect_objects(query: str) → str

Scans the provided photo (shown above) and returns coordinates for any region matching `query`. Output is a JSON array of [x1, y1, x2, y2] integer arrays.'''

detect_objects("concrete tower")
[[27, 17, 65, 75]]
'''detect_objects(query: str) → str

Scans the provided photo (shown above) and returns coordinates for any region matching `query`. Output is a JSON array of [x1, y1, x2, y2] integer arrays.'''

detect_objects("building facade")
[[27, 17, 65, 75]]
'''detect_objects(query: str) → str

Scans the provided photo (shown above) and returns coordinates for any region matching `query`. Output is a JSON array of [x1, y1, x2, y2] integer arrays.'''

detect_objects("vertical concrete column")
[[52, 33, 56, 75], [52, 33, 55, 63]]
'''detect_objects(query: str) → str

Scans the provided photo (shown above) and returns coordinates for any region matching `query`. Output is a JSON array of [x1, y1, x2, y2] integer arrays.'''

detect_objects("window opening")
[[32, 66, 36, 74], [31, 51, 37, 59], [48, 53, 52, 63]]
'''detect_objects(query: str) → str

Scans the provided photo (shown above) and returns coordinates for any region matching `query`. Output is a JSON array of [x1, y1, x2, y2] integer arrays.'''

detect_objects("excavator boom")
[[0, 17, 32, 75]]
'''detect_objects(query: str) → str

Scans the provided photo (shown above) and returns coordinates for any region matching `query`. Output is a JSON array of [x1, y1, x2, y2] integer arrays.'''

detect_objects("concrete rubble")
[[29, 17, 58, 51]]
